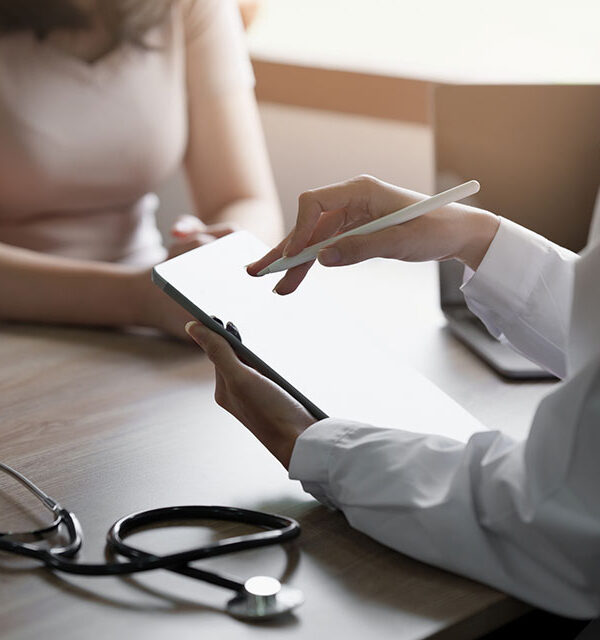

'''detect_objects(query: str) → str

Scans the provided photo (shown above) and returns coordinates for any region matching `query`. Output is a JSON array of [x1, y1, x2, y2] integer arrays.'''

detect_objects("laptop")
[[433, 84, 600, 379]]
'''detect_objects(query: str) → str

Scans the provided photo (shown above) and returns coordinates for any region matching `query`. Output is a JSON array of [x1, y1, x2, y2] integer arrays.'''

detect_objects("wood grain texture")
[[0, 262, 552, 639]]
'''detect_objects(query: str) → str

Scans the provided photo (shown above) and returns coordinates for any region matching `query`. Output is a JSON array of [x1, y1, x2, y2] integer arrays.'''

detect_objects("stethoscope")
[[0, 462, 304, 620]]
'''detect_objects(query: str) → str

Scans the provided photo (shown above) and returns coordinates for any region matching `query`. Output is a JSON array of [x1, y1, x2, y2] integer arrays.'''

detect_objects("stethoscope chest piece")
[[227, 576, 304, 621]]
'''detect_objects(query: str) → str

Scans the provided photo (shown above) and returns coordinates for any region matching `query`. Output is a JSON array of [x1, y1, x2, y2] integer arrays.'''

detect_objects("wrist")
[[273, 419, 315, 470], [274, 432, 299, 470], [127, 268, 155, 328], [453, 209, 500, 270]]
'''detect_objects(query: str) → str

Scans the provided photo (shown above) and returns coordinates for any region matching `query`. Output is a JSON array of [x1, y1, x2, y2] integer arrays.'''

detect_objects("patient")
[[0, 0, 282, 339]]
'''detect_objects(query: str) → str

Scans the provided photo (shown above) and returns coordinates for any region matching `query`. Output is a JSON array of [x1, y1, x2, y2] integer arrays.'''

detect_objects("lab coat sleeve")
[[289, 358, 600, 618], [460, 217, 577, 378]]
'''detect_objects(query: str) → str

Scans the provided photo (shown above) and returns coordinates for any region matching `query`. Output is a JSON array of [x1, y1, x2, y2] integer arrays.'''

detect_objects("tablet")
[[153, 231, 484, 442], [153, 232, 328, 420]]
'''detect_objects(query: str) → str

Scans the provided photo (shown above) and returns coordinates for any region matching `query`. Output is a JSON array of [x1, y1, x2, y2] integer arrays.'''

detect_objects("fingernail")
[[185, 320, 200, 337], [225, 321, 241, 341], [272, 285, 280, 294], [318, 247, 340, 265]]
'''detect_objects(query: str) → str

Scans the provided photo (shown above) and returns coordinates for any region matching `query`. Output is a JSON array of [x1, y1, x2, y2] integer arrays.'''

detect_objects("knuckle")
[[298, 190, 312, 205], [297, 191, 320, 225], [351, 174, 381, 197], [353, 174, 376, 186], [297, 190, 315, 214]]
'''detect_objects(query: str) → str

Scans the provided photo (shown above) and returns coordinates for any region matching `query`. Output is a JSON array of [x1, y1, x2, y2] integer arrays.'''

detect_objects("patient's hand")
[[168, 215, 237, 258], [127, 215, 239, 341], [185, 320, 316, 469], [129, 267, 195, 341]]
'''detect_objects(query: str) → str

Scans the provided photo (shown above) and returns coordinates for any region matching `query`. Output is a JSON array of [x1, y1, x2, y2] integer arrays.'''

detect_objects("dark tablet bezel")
[[152, 268, 328, 421]]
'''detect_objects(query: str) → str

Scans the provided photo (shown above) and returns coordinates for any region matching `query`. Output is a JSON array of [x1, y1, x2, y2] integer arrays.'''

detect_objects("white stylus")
[[256, 180, 480, 276]]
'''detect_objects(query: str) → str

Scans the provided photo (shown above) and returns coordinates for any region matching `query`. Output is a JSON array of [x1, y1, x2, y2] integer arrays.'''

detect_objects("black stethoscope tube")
[[0, 462, 302, 611], [109, 506, 299, 591], [2, 505, 300, 593]]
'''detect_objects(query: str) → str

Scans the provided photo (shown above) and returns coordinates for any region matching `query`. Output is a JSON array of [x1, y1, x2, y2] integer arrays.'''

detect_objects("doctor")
[[184, 175, 600, 622]]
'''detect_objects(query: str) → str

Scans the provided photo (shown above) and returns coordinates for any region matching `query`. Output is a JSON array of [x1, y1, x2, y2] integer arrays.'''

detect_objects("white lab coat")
[[289, 217, 600, 619]]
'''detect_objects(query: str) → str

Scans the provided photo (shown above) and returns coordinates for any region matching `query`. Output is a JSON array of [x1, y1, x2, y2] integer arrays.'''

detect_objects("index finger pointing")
[[246, 230, 293, 276]]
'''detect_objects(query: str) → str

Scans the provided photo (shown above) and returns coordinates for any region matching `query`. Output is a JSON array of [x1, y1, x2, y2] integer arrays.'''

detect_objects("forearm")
[[0, 242, 142, 327], [289, 383, 600, 619]]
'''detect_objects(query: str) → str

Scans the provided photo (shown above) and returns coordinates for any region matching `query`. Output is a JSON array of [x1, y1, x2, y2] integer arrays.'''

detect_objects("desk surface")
[[1, 261, 554, 640]]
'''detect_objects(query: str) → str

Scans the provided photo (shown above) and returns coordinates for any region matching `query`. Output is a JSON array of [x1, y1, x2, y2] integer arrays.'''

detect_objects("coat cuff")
[[460, 217, 552, 334], [288, 418, 352, 508]]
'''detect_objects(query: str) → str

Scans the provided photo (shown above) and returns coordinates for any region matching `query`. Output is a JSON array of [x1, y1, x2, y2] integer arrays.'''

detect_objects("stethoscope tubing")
[[1, 505, 300, 592], [0, 462, 301, 598]]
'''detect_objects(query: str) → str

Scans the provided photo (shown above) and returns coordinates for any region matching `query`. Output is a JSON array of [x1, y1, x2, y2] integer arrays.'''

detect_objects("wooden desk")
[[0, 261, 554, 639]]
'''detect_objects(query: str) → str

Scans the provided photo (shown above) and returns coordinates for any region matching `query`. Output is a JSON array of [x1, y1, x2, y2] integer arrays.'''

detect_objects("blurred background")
[[156, 0, 600, 235]]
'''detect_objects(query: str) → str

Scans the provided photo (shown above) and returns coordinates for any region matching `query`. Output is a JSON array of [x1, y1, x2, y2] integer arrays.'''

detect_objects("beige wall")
[[155, 104, 433, 239], [259, 103, 433, 230]]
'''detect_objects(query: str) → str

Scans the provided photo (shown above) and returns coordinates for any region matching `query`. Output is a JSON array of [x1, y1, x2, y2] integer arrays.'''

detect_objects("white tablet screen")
[[154, 232, 482, 442]]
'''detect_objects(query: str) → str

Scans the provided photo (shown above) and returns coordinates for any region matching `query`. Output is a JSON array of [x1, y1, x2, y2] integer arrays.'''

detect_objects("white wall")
[[156, 104, 433, 238]]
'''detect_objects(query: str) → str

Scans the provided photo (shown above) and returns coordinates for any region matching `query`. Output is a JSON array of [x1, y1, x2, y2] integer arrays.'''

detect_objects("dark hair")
[[0, 0, 176, 50]]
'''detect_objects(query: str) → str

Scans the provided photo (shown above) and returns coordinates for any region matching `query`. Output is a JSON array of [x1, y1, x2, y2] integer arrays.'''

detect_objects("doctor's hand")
[[247, 175, 499, 295], [185, 321, 317, 469]]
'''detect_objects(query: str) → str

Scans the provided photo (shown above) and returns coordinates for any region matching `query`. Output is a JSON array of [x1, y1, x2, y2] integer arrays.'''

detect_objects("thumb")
[[185, 321, 243, 374], [317, 229, 395, 267]]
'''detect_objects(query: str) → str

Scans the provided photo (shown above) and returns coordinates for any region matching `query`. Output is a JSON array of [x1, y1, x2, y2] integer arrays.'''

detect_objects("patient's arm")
[[183, 0, 282, 246], [0, 242, 192, 339]]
